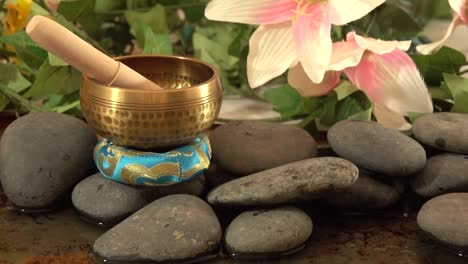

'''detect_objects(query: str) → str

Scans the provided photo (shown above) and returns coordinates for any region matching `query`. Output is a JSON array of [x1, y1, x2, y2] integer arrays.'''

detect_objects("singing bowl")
[[80, 55, 222, 150]]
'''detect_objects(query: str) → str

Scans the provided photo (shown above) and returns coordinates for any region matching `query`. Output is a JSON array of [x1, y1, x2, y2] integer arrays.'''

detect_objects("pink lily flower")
[[289, 32, 433, 130], [417, 0, 467, 54], [205, 0, 386, 88]]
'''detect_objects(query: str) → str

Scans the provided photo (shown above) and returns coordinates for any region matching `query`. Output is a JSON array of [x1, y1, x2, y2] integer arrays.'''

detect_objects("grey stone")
[[93, 194, 221, 263], [413, 112, 468, 154], [328, 120, 426, 177], [324, 173, 400, 209], [207, 157, 358, 206], [412, 154, 468, 197], [72, 173, 205, 223], [417, 193, 468, 248], [210, 121, 318, 175], [225, 207, 312, 254], [0, 112, 97, 208]]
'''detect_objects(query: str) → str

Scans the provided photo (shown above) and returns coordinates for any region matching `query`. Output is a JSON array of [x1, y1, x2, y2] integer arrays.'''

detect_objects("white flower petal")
[[449, 0, 468, 23], [328, 41, 366, 71], [328, 0, 386, 25], [344, 32, 412, 55], [292, 4, 332, 83], [373, 104, 412, 131], [416, 16, 463, 55], [205, 0, 296, 25], [247, 22, 297, 88], [288, 63, 341, 97], [345, 50, 433, 115]]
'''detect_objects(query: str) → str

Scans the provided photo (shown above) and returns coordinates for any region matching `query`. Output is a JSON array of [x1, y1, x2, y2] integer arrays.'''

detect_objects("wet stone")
[[324, 172, 400, 209], [328, 120, 426, 177], [72, 173, 205, 225], [207, 157, 358, 206], [417, 193, 468, 249], [0, 112, 97, 210], [93, 194, 222, 263], [413, 112, 468, 154], [225, 207, 313, 256], [210, 121, 318, 176], [412, 154, 468, 198]]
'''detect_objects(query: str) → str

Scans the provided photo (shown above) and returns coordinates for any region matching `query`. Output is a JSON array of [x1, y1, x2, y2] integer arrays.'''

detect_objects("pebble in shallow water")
[[210, 121, 318, 175], [207, 157, 358, 206], [327, 120, 426, 177], [72, 173, 205, 225], [413, 112, 468, 154], [225, 207, 313, 257], [417, 193, 468, 249], [324, 172, 400, 210], [0, 112, 97, 210], [93, 194, 221, 263], [412, 154, 468, 198]]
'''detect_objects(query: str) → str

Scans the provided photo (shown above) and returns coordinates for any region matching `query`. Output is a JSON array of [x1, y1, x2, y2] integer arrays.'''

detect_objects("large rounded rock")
[[225, 207, 312, 255], [417, 193, 468, 248], [413, 113, 468, 154], [0, 112, 97, 209], [73, 173, 205, 224], [324, 173, 400, 209], [412, 154, 468, 198], [328, 120, 426, 177], [93, 194, 221, 263], [207, 157, 358, 206], [210, 121, 317, 175]]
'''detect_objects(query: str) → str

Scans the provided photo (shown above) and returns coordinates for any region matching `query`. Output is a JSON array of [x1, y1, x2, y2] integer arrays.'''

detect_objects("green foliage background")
[[0, 0, 467, 130]]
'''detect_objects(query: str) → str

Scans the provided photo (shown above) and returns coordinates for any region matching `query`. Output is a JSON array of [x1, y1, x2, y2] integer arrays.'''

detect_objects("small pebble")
[[328, 120, 426, 177], [413, 112, 468, 154], [225, 207, 312, 255], [417, 193, 468, 248], [210, 121, 318, 175], [207, 157, 358, 206], [93, 194, 221, 263]]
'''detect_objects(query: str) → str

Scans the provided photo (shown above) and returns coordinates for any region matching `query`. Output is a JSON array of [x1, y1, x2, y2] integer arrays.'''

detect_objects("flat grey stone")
[[328, 120, 426, 177], [412, 154, 468, 197], [417, 193, 468, 248], [72, 173, 205, 223], [207, 157, 358, 206], [0, 112, 97, 208], [324, 173, 400, 209], [225, 207, 312, 254], [413, 112, 468, 154], [210, 121, 318, 175], [93, 194, 221, 263]]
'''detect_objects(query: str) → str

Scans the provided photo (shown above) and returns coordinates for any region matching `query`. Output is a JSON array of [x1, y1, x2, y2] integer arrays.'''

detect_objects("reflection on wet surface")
[[1, 197, 467, 264]]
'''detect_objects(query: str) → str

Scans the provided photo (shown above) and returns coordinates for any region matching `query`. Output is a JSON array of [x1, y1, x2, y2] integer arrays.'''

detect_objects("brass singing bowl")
[[80, 55, 222, 150]]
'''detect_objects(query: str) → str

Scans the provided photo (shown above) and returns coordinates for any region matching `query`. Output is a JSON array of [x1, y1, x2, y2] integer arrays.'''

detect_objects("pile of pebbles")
[[1, 112, 468, 263]]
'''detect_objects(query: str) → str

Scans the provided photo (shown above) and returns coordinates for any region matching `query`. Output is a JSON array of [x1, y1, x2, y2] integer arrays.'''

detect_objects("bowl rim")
[[82, 54, 219, 93]]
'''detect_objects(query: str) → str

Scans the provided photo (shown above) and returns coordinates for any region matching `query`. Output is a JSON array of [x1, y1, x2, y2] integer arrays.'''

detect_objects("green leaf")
[[411, 46, 467, 86], [51, 100, 81, 113], [334, 81, 359, 101], [95, 0, 126, 12], [25, 61, 82, 99], [443, 73, 468, 112], [336, 91, 372, 122], [48, 53, 68, 66], [0, 31, 48, 68], [0, 94, 10, 111], [58, 0, 108, 38], [125, 4, 169, 47], [143, 28, 173, 55], [263, 85, 302, 119], [429, 85, 452, 100], [0, 64, 32, 93]]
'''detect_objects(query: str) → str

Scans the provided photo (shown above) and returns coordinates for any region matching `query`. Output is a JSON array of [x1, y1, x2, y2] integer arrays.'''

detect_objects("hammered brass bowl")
[[80, 55, 222, 150]]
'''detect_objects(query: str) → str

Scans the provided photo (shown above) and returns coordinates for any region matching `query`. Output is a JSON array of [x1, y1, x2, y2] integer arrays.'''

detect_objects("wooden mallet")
[[26, 15, 163, 90]]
